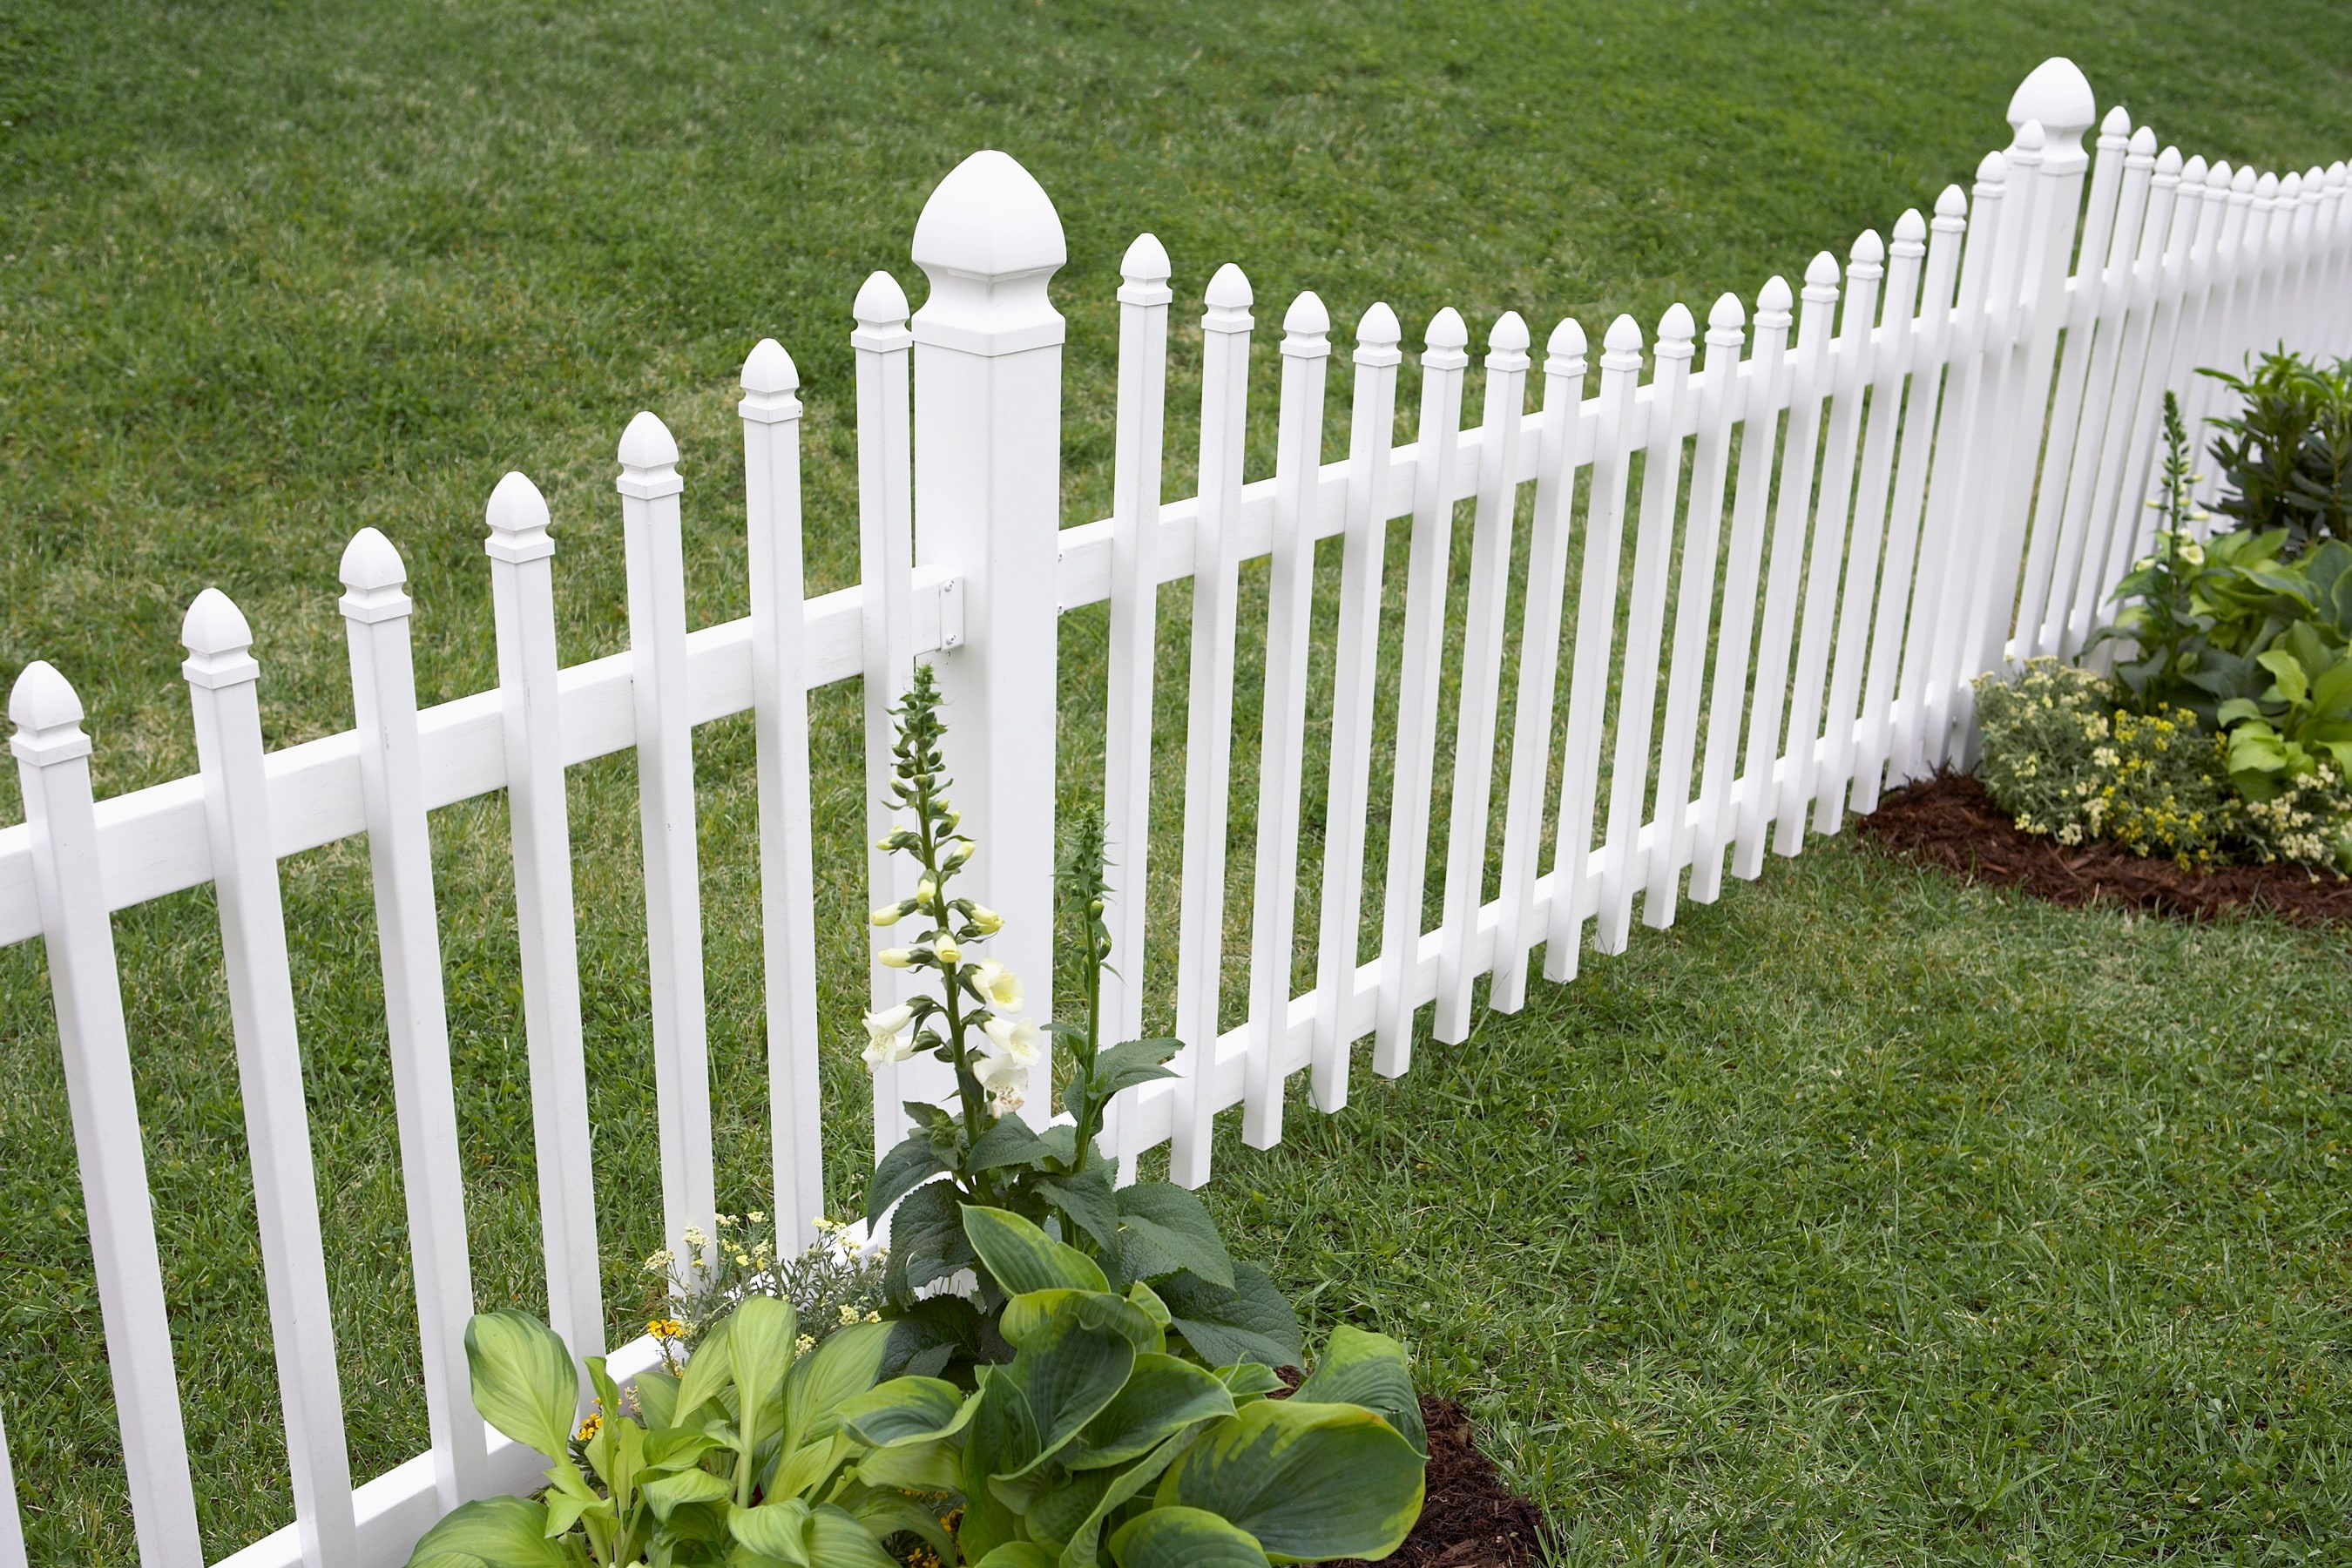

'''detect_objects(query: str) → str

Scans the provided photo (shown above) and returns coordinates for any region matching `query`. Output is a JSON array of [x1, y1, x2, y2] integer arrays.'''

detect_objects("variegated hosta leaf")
[[1064, 1354, 1233, 1470], [784, 1320, 892, 1450], [835, 1375, 974, 1448], [407, 1497, 573, 1568], [1108, 1505, 1271, 1568], [1157, 1399, 1424, 1562], [1288, 1325, 1426, 1458], [463, 1312, 579, 1464]]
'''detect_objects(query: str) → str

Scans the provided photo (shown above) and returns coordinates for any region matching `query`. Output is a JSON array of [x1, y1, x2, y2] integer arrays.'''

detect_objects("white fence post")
[[742, 339, 827, 1253], [1375, 308, 1470, 1065], [9, 661, 203, 1566], [909, 150, 1065, 1072], [617, 412, 718, 1265], [0, 1397, 21, 1568], [1243, 291, 1331, 1149], [1172, 263, 1254, 1189], [182, 590, 359, 1568], [1311, 301, 1403, 1106], [1102, 235, 1173, 1081], [483, 473, 605, 1367], [1436, 312, 1530, 1032], [854, 271, 927, 1148], [338, 528, 486, 1510]]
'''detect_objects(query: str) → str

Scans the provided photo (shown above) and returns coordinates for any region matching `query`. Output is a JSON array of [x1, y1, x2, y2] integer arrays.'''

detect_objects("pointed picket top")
[[484, 470, 555, 565], [1205, 261, 1253, 311], [2330, 162, 2348, 192], [2256, 170, 2282, 201], [2011, 120, 2047, 166], [8, 659, 88, 765], [740, 337, 799, 395], [1600, 313, 1643, 369], [1893, 207, 1929, 250], [2278, 170, 2301, 203], [1707, 293, 1745, 334], [1848, 229, 1886, 270], [181, 586, 253, 659], [1281, 288, 1331, 340], [181, 587, 260, 691], [2007, 57, 2096, 154], [2230, 164, 2258, 196], [1425, 305, 1469, 351], [2153, 145, 2184, 182], [1975, 150, 2010, 190], [1486, 309, 1531, 370], [1120, 233, 1172, 284], [2097, 104, 2132, 141], [2126, 125, 2158, 162], [1545, 315, 1589, 375], [1356, 301, 1402, 349], [341, 526, 406, 593], [1803, 250, 1841, 293], [854, 269, 912, 329], [619, 410, 679, 471], [2180, 153, 2208, 187], [1756, 274, 1794, 324], [911, 150, 1066, 281], [1936, 184, 1970, 220]]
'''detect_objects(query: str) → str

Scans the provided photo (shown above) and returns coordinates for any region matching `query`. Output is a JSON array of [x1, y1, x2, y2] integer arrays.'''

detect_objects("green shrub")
[[1975, 660, 2240, 867], [2202, 350, 2352, 551]]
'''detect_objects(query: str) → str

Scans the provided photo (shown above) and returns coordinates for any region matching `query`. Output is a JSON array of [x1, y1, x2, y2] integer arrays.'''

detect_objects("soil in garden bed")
[[1274, 1373, 1549, 1567], [1857, 771, 2352, 924]]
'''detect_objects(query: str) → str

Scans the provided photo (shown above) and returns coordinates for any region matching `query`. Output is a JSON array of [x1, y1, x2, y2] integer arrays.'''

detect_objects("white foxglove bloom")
[[870, 902, 904, 927], [862, 1003, 916, 1067], [877, 947, 916, 969], [983, 1015, 1044, 1066], [967, 903, 1003, 935], [916, 877, 937, 905], [935, 935, 962, 967], [975, 1049, 1030, 1112], [970, 960, 1024, 1013]]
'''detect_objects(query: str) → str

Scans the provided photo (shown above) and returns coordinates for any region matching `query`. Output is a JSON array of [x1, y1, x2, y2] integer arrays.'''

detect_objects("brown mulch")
[[1272, 1371, 1548, 1567], [1856, 770, 2352, 925]]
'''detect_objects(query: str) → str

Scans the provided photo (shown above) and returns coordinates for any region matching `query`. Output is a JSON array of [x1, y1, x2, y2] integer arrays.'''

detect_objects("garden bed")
[[1858, 770, 2352, 923]]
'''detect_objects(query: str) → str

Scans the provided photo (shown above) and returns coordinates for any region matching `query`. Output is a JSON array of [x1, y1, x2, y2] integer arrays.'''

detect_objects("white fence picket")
[[1172, 263, 1254, 1189], [741, 338, 827, 1254], [1596, 304, 1692, 950], [1310, 301, 1403, 1109], [484, 473, 605, 1367], [8, 661, 204, 1565], [1436, 312, 1531, 1034], [183, 591, 358, 1568], [1102, 235, 1174, 1120], [1645, 298, 1741, 927], [1375, 308, 1470, 1067], [1687, 278, 1792, 902], [1243, 292, 1332, 1148], [1544, 313, 1641, 977], [0, 1398, 20, 1568], [617, 415, 719, 1268], [339, 528, 487, 1511], [1774, 235, 1874, 853], [1490, 319, 1588, 1001]]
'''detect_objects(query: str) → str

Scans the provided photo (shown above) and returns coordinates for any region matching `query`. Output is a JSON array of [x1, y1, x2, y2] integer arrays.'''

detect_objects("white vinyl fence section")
[[2, 56, 2348, 1567]]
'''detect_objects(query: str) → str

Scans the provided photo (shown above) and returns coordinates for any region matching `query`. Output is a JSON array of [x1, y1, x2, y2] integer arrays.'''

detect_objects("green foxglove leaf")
[[1289, 1326, 1426, 1458], [409, 1496, 573, 1568], [968, 1111, 1054, 1173], [1113, 1184, 1234, 1289], [1091, 1038, 1181, 1100], [1036, 1166, 1123, 1263], [886, 1179, 977, 1305], [1158, 1399, 1424, 1562], [1065, 1353, 1233, 1470], [1156, 1262, 1302, 1369], [463, 1312, 579, 1463], [963, 1205, 1111, 1294], [1107, 1506, 1270, 1568], [867, 1137, 951, 1228]]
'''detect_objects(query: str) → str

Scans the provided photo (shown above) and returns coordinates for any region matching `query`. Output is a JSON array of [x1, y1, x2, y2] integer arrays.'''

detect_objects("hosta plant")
[[405, 1300, 948, 1567], [836, 1204, 1426, 1566], [862, 664, 1300, 1382]]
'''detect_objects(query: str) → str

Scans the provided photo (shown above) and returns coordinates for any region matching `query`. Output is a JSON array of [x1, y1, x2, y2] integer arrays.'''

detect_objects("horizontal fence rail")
[[2, 57, 2349, 1567]]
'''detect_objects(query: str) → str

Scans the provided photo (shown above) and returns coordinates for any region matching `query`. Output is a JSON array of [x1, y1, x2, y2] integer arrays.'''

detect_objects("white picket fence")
[[3, 56, 2349, 1568]]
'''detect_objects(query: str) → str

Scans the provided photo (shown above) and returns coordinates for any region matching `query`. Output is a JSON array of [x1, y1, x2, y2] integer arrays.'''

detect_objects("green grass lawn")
[[3, 0, 2352, 1561]]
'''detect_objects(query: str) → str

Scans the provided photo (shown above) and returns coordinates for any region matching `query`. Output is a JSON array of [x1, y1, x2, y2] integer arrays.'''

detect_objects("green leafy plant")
[[2216, 617, 2352, 815], [862, 664, 1301, 1383], [837, 1205, 1426, 1566], [639, 1213, 889, 1370], [2202, 349, 2352, 551], [406, 1301, 949, 1567]]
